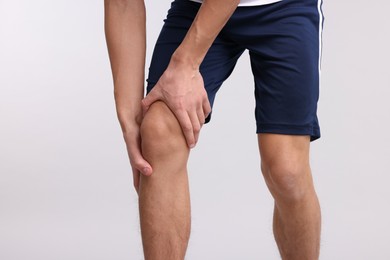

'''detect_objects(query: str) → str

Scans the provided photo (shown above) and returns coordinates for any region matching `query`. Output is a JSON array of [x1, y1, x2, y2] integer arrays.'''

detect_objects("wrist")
[[170, 46, 202, 71]]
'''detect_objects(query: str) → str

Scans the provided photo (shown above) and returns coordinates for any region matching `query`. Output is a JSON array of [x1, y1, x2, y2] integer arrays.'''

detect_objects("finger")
[[141, 89, 160, 117], [202, 97, 212, 117], [131, 166, 140, 195], [189, 110, 201, 145], [127, 141, 153, 176], [173, 109, 195, 148], [197, 107, 205, 126]]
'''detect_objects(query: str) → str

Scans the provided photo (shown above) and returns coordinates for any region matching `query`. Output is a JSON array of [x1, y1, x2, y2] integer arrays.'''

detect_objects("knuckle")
[[182, 124, 192, 132], [193, 125, 201, 132], [174, 100, 185, 110]]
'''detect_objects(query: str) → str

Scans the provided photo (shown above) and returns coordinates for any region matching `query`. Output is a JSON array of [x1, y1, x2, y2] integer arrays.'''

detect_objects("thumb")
[[128, 143, 153, 176], [142, 89, 160, 117]]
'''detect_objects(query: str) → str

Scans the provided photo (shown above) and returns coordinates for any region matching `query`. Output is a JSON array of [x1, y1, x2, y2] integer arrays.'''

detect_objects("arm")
[[141, 0, 240, 148], [104, 0, 152, 194], [172, 0, 240, 69]]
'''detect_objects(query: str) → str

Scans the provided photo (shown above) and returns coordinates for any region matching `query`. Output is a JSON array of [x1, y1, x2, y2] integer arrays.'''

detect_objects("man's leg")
[[258, 133, 321, 260], [138, 101, 191, 260]]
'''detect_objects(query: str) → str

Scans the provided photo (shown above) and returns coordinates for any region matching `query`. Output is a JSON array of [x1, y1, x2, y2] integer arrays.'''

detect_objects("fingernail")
[[190, 143, 195, 148]]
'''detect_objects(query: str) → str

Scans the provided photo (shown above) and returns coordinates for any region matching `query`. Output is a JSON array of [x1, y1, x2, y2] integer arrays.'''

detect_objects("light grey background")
[[1, 0, 389, 259]]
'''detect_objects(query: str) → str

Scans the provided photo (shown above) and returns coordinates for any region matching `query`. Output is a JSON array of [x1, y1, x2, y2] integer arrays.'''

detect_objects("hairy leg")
[[258, 133, 321, 260], [138, 101, 191, 260]]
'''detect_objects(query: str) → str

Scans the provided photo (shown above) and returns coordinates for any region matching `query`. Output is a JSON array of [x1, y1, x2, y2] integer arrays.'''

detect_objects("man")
[[104, 0, 324, 258]]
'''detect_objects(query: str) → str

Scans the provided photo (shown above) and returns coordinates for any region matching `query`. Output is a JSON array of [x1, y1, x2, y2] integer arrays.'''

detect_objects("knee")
[[140, 101, 187, 157], [261, 158, 311, 202]]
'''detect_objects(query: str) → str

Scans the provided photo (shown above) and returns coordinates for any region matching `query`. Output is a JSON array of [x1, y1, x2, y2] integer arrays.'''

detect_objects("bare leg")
[[138, 101, 191, 260], [258, 133, 321, 260]]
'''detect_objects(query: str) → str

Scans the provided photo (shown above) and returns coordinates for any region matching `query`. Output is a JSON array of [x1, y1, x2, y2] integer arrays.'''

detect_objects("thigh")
[[146, 0, 245, 124], [258, 133, 311, 165], [229, 0, 324, 142]]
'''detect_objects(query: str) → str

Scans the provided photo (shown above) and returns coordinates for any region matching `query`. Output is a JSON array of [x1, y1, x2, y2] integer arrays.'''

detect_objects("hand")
[[141, 61, 211, 148], [121, 114, 153, 195]]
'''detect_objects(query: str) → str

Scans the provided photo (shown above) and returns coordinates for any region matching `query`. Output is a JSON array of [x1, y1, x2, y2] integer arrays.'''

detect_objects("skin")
[[138, 101, 191, 259], [259, 134, 321, 259], [104, 0, 151, 195], [104, 0, 239, 193], [104, 0, 322, 259]]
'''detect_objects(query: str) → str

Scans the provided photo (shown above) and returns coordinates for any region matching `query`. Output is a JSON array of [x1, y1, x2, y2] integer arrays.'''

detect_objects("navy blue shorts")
[[146, 0, 324, 142]]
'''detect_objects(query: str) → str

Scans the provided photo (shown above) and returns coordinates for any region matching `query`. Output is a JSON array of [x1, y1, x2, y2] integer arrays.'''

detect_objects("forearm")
[[171, 0, 240, 68], [104, 0, 146, 132]]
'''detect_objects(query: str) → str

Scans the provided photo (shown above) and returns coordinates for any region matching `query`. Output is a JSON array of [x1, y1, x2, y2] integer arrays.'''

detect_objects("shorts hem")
[[256, 122, 321, 142]]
